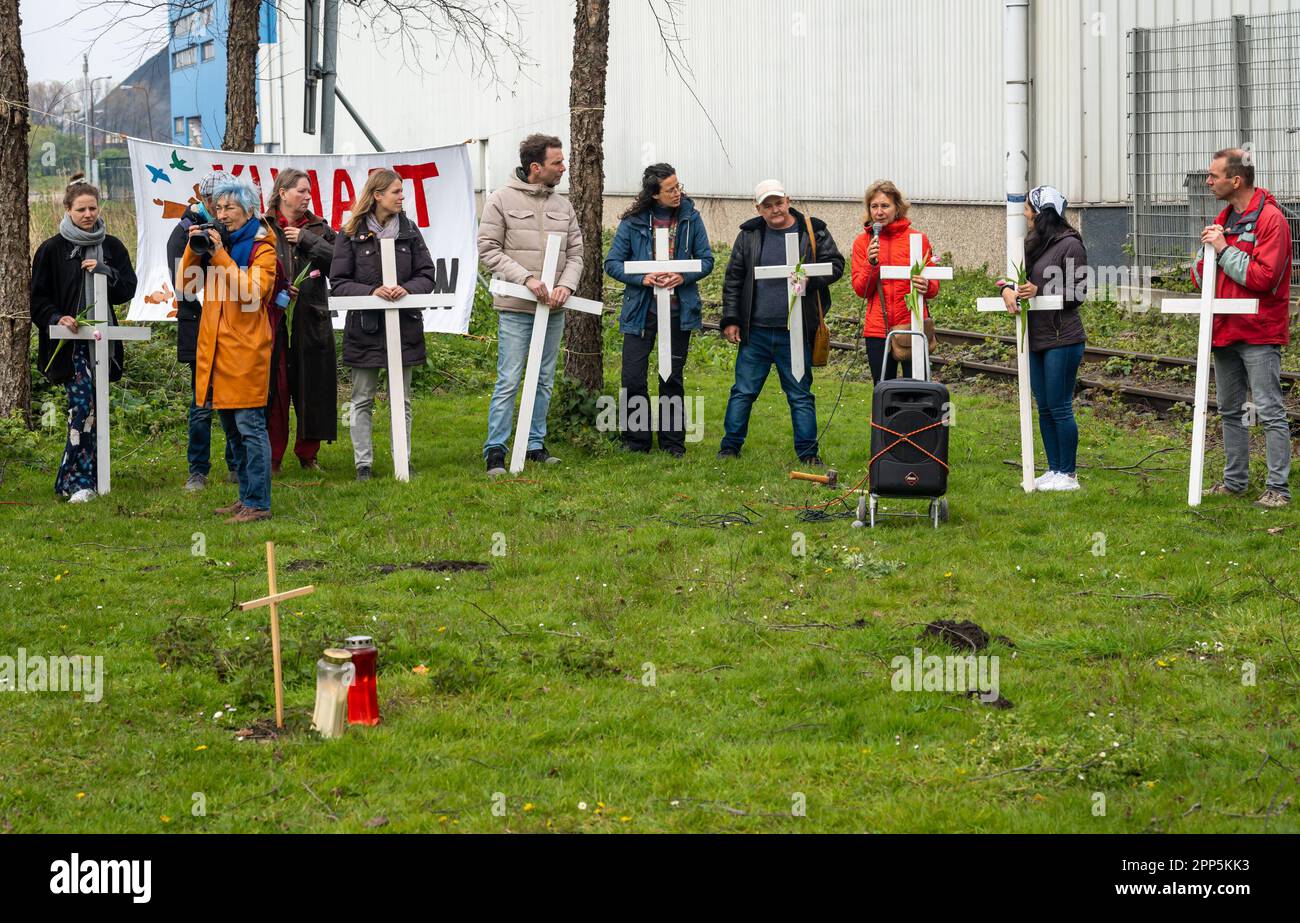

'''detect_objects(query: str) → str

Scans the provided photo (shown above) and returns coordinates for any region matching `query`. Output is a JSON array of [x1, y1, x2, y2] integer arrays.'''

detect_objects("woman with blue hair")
[[996, 185, 1090, 491], [169, 170, 236, 491], [178, 177, 280, 522]]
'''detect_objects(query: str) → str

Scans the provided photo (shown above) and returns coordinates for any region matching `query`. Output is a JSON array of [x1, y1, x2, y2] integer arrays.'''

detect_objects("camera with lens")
[[188, 222, 223, 257]]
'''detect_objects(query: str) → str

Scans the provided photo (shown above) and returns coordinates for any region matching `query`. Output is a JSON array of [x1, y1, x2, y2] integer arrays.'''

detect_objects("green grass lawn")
[[2, 337, 1297, 834]]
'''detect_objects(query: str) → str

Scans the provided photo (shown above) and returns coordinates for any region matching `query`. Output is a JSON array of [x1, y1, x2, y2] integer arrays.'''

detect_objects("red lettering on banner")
[[247, 165, 265, 211], [203, 162, 265, 210], [306, 170, 323, 217], [393, 162, 440, 228], [331, 169, 357, 230]]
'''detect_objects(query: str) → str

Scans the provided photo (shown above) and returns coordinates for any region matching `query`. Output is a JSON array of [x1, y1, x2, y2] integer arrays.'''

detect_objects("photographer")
[[177, 178, 279, 523], [168, 170, 235, 490]]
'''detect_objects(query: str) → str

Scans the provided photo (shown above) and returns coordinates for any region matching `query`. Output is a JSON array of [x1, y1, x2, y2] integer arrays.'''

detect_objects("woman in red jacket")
[[850, 180, 943, 383]]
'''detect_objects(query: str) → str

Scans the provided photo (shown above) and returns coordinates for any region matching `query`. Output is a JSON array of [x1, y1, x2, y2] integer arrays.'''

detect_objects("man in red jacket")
[[1194, 148, 1293, 509]]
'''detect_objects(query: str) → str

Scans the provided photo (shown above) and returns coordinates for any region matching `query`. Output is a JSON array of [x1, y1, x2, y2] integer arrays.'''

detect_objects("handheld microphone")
[[872, 222, 883, 238]]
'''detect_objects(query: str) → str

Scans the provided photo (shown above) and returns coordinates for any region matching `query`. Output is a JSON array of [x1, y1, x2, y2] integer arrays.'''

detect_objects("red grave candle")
[[343, 635, 380, 725]]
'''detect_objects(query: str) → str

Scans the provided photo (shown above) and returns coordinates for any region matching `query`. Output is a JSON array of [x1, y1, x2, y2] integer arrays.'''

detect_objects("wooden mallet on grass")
[[238, 541, 315, 729], [790, 468, 839, 489]]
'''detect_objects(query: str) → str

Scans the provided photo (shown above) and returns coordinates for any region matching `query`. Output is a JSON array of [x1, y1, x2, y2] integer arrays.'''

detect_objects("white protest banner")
[[124, 138, 477, 333]]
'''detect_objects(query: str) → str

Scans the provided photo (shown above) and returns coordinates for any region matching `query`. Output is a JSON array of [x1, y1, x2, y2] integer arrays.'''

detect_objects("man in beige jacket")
[[480, 133, 585, 475]]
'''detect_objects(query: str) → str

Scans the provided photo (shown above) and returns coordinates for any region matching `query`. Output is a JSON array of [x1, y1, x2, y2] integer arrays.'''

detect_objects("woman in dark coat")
[[328, 168, 437, 480], [604, 163, 714, 457], [996, 184, 1089, 491], [266, 168, 338, 472], [29, 173, 137, 502]]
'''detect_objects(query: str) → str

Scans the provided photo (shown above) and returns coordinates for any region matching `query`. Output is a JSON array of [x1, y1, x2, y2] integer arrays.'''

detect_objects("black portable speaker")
[[869, 379, 950, 497]]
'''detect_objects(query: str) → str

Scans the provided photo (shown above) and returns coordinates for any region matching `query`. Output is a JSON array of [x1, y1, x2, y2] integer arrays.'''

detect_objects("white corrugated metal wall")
[[262, 0, 1300, 205], [1034, 0, 1300, 205]]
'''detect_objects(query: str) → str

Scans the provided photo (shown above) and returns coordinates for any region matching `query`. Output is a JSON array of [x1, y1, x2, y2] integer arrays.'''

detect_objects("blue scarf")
[[226, 218, 260, 268]]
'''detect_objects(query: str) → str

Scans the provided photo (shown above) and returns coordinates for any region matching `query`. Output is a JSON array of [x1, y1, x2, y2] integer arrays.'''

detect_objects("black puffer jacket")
[[719, 208, 845, 346], [166, 207, 206, 363], [30, 233, 137, 384], [330, 213, 438, 368], [1018, 229, 1089, 353]]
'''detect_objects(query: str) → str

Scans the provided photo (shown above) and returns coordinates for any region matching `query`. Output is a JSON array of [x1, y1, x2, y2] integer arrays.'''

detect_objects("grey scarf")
[[59, 214, 107, 310], [366, 213, 400, 239]]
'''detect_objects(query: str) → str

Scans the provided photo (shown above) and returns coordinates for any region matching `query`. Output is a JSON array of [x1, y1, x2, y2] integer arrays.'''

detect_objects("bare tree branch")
[[645, 0, 730, 163]]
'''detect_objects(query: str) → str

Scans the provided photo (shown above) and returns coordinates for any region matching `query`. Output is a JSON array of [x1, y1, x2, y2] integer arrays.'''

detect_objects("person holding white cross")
[[718, 180, 843, 464], [992, 185, 1090, 492], [330, 170, 439, 482], [30, 173, 138, 502], [604, 163, 713, 456], [1193, 148, 1293, 509], [851, 180, 946, 385], [479, 134, 585, 476]]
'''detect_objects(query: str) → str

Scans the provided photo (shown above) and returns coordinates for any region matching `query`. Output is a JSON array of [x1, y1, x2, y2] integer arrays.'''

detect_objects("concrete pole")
[[82, 54, 91, 177], [319, 0, 339, 153], [1005, 0, 1035, 492], [1005, 0, 1030, 251]]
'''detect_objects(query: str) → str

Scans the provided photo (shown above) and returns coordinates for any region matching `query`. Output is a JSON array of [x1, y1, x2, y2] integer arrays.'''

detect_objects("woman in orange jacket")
[[850, 180, 943, 383], [178, 178, 279, 523]]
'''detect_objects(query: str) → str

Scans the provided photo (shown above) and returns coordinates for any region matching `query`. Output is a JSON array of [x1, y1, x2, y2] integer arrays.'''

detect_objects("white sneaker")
[[1052, 472, 1080, 491], [68, 488, 98, 504], [1033, 470, 1059, 489]]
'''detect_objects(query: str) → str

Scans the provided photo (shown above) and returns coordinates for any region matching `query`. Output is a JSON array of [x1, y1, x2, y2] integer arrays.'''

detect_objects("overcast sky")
[[21, 0, 169, 88]]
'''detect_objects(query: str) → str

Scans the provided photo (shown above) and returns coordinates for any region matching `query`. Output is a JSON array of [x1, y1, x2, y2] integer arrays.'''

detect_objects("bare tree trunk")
[[0, 0, 32, 422], [223, 0, 261, 151], [564, 0, 609, 394]]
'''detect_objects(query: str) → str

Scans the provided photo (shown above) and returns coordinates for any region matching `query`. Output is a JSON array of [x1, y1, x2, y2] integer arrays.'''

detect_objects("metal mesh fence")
[[1128, 10, 1300, 280]]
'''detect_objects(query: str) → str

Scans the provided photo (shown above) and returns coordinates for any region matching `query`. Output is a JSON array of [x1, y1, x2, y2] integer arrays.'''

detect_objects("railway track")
[[699, 321, 1300, 424]]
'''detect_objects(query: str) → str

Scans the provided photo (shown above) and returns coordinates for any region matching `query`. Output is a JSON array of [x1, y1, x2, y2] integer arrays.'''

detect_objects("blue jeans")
[[218, 408, 271, 511], [720, 325, 818, 458], [1028, 342, 1085, 475], [484, 309, 565, 456], [188, 363, 234, 477], [1214, 342, 1292, 498]]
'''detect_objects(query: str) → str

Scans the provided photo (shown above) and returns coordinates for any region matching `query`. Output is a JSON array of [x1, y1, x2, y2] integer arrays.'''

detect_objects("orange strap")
[[868, 420, 950, 475]]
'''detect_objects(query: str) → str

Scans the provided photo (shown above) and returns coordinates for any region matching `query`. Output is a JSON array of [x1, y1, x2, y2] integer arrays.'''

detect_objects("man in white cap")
[[169, 170, 235, 490], [717, 180, 844, 464]]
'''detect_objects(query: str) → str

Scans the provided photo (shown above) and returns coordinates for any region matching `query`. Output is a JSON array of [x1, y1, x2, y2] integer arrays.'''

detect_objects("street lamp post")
[[89, 76, 113, 159], [120, 84, 155, 141]]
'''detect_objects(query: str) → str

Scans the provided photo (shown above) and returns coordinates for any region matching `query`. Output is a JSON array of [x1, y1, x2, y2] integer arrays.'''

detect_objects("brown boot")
[[226, 507, 271, 524], [214, 500, 245, 516]]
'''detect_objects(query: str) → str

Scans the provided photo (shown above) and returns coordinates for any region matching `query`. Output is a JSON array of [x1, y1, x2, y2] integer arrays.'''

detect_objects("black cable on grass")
[[795, 496, 859, 523], [814, 293, 871, 449], [654, 504, 763, 528]]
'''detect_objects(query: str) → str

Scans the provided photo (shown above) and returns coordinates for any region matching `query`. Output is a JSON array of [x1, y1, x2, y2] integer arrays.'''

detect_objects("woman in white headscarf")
[[995, 184, 1090, 491]]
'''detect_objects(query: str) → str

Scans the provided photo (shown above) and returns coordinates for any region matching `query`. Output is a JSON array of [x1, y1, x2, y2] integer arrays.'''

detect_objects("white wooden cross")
[[47, 272, 151, 496], [753, 231, 833, 382], [238, 541, 315, 729], [624, 227, 703, 381], [1161, 244, 1258, 507], [328, 237, 457, 482], [488, 232, 605, 474], [975, 238, 1064, 493], [879, 232, 953, 380]]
